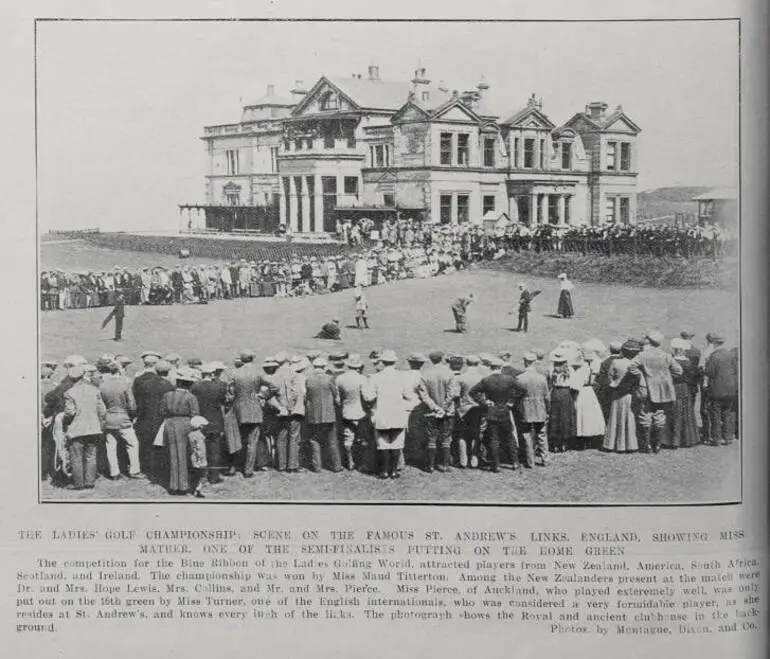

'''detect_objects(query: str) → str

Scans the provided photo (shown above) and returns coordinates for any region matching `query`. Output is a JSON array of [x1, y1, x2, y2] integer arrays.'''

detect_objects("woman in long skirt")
[[160, 367, 200, 495], [602, 341, 641, 452], [573, 348, 606, 449], [666, 338, 699, 448], [547, 351, 577, 452], [556, 273, 575, 318]]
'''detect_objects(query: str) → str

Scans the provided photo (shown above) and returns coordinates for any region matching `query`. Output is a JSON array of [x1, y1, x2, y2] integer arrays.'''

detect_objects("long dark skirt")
[[549, 387, 576, 447], [557, 290, 574, 318], [165, 416, 192, 492], [667, 383, 699, 448]]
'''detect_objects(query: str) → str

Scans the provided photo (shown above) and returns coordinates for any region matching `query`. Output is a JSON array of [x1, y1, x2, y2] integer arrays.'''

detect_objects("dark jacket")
[[469, 372, 525, 421], [132, 371, 174, 441], [231, 363, 276, 424], [704, 347, 738, 399], [191, 379, 228, 433], [304, 370, 338, 424]]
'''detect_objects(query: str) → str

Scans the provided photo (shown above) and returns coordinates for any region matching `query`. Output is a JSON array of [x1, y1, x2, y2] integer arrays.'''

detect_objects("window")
[[270, 146, 279, 173], [620, 143, 631, 171], [320, 91, 339, 111], [606, 142, 617, 170], [513, 138, 520, 168], [306, 138, 313, 150], [440, 133, 453, 165], [344, 177, 359, 199], [294, 139, 303, 151], [225, 192, 240, 206], [283, 139, 290, 152], [375, 145, 385, 167], [539, 139, 545, 169], [439, 194, 452, 224], [619, 197, 630, 223], [226, 150, 240, 176], [605, 197, 616, 223], [483, 195, 496, 215], [383, 193, 395, 207], [523, 138, 535, 168], [564, 196, 571, 224], [323, 129, 335, 149], [483, 137, 495, 167], [421, 91, 430, 102], [561, 142, 571, 169], [306, 177, 316, 232], [347, 133, 356, 148], [457, 134, 470, 166], [548, 195, 559, 224], [457, 195, 470, 223]]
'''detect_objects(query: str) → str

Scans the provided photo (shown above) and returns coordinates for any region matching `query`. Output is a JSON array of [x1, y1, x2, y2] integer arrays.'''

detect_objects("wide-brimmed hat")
[[465, 354, 480, 365], [312, 356, 328, 368], [549, 349, 567, 363], [63, 354, 87, 368], [380, 350, 397, 363], [175, 367, 199, 383], [274, 351, 290, 364], [190, 416, 209, 429], [345, 354, 364, 369], [645, 330, 664, 346], [240, 349, 256, 361], [140, 350, 163, 360], [199, 362, 217, 375]]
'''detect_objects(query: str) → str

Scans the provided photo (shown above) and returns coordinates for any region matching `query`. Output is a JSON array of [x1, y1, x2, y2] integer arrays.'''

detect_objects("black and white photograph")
[[37, 18, 740, 504]]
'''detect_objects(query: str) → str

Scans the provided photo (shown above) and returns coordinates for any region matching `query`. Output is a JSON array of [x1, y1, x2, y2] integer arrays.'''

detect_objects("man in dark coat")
[[417, 351, 459, 473], [703, 335, 738, 446], [101, 292, 126, 341], [191, 362, 229, 483], [469, 357, 525, 472], [231, 349, 278, 476], [304, 357, 342, 472], [132, 353, 174, 479], [514, 283, 539, 332]]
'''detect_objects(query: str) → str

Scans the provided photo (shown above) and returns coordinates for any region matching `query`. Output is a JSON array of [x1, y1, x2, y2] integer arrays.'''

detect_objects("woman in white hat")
[[556, 273, 575, 319], [159, 367, 200, 495], [572, 346, 606, 449]]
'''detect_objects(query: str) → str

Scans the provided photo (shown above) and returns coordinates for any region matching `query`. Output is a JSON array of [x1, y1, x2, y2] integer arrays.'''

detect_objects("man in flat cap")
[[455, 354, 486, 468], [418, 351, 460, 472], [628, 330, 682, 453], [304, 357, 342, 472], [451, 292, 475, 333], [99, 360, 143, 480], [232, 349, 279, 477], [63, 365, 106, 490], [335, 354, 368, 471], [469, 356, 525, 472], [101, 291, 126, 342], [191, 363, 229, 483], [514, 353, 550, 467], [269, 352, 304, 472], [703, 334, 738, 446], [132, 355, 175, 480]]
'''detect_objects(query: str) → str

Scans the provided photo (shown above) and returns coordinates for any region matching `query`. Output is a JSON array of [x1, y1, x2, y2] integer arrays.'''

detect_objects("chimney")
[[460, 90, 479, 108], [452, 89, 459, 99], [266, 84, 275, 96], [586, 101, 608, 120], [437, 79, 448, 93], [411, 65, 430, 87], [527, 93, 542, 110], [476, 74, 489, 96], [368, 64, 380, 81], [291, 79, 308, 100]]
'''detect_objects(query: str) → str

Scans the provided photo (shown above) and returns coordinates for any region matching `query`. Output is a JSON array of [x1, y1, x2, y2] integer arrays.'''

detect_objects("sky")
[[36, 19, 739, 232]]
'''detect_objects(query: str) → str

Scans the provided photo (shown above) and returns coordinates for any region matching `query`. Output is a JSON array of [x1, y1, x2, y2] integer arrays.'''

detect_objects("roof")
[[500, 104, 556, 128], [566, 105, 641, 133], [327, 76, 413, 110], [692, 188, 737, 201], [243, 94, 295, 107]]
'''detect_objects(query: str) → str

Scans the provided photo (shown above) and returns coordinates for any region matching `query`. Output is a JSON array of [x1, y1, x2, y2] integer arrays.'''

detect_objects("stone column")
[[288, 176, 299, 233], [279, 176, 288, 226], [613, 195, 620, 224], [558, 194, 566, 225], [529, 193, 537, 226], [300, 176, 311, 232], [314, 175, 323, 234]]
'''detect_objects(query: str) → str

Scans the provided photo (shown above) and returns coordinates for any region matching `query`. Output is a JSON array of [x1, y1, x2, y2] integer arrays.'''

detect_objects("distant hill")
[[637, 186, 710, 220]]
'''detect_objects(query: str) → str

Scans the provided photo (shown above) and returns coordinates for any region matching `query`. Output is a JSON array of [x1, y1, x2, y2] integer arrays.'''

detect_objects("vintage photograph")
[[37, 18, 740, 504]]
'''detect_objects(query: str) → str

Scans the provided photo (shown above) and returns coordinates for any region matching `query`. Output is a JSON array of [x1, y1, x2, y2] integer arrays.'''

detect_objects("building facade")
[[189, 66, 641, 234]]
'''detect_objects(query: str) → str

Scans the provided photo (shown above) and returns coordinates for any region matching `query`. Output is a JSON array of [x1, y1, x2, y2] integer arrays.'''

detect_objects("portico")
[[507, 181, 582, 226]]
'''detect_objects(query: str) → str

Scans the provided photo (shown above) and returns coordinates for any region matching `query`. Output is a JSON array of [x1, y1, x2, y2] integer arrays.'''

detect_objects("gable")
[[602, 114, 641, 134], [501, 107, 555, 129], [291, 78, 359, 117], [432, 100, 481, 123], [391, 102, 430, 124]]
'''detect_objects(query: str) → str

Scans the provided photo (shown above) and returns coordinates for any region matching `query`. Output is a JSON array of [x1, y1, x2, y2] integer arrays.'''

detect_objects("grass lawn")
[[39, 244, 741, 504]]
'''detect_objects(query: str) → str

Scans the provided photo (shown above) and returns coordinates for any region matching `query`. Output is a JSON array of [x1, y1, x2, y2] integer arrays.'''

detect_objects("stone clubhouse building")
[[182, 64, 641, 235]]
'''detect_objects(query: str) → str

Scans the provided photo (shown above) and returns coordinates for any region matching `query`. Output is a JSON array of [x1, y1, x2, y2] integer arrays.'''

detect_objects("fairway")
[[39, 244, 741, 504]]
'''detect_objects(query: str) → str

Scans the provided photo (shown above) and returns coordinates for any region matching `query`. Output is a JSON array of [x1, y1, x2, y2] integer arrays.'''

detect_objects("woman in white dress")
[[572, 348, 606, 449]]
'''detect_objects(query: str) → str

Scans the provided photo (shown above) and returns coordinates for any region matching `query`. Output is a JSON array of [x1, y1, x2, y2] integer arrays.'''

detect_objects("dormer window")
[[320, 91, 339, 111]]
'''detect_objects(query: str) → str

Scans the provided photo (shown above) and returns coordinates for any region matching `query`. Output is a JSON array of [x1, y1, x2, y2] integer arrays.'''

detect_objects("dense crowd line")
[[40, 329, 738, 497], [41, 220, 733, 311]]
